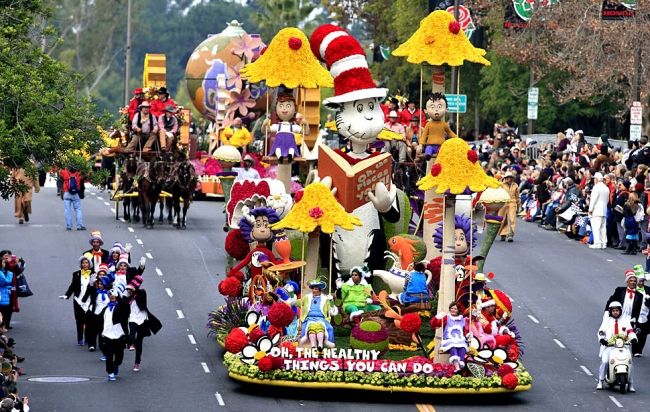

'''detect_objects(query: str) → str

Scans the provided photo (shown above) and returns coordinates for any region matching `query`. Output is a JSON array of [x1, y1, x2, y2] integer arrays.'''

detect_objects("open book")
[[318, 144, 392, 213]]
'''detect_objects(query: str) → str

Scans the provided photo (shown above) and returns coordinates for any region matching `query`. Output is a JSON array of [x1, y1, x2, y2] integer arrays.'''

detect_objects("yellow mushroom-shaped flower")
[[240, 27, 333, 89], [417, 137, 500, 194], [392, 10, 490, 67], [271, 182, 362, 234]]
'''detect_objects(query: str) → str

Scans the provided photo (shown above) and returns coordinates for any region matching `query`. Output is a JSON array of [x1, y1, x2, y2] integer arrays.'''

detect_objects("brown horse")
[[137, 159, 166, 229], [120, 155, 140, 223], [168, 158, 197, 229]]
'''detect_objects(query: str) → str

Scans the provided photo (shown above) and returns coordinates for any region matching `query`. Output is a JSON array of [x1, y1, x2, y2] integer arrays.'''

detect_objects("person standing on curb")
[[59, 165, 85, 231], [589, 172, 610, 249]]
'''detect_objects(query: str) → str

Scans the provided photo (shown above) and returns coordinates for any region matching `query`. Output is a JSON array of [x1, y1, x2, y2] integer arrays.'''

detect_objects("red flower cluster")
[[279, 341, 298, 357], [258, 356, 274, 372], [467, 149, 478, 163], [399, 313, 422, 334], [309, 207, 324, 219], [224, 328, 248, 354], [501, 372, 519, 390], [497, 364, 515, 377], [267, 302, 295, 328], [431, 163, 442, 177], [266, 325, 283, 338], [228, 270, 244, 282], [225, 229, 250, 260], [218, 277, 242, 297], [448, 21, 461, 34], [248, 326, 265, 343], [294, 189, 304, 203], [288, 37, 302, 50], [508, 344, 520, 361]]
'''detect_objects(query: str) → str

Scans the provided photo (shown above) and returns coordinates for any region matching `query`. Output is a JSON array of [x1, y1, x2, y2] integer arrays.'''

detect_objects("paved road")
[[1, 182, 647, 411]]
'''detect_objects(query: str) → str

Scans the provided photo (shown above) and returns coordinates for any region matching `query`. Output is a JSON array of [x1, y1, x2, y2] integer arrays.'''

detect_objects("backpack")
[[68, 175, 79, 194]]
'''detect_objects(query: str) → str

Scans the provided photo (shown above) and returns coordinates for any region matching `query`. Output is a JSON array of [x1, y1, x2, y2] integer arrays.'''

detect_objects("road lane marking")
[[119, 218, 125, 223], [188, 334, 196, 345], [201, 362, 210, 373], [97, 196, 104, 200], [136, 239, 143, 245], [165, 288, 173, 297], [415, 405, 436, 412], [527, 315, 539, 324], [110, 208, 116, 213], [607, 259, 613, 262], [176, 310, 184, 319], [609, 396, 623, 408], [103, 201, 110, 206], [146, 252, 153, 259], [553, 339, 566, 349], [155, 267, 163, 276], [579, 365, 593, 376], [215, 392, 225, 406], [128, 227, 134, 232]]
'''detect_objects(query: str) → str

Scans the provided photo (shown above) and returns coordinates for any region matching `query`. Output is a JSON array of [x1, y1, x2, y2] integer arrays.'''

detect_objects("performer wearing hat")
[[150, 86, 176, 118], [632, 268, 650, 356], [127, 88, 147, 122], [235, 155, 261, 180], [85, 270, 112, 353], [83, 231, 109, 272], [337, 266, 380, 321], [605, 270, 644, 325], [298, 280, 338, 353], [596, 301, 637, 391], [158, 104, 179, 151], [498, 171, 520, 242], [127, 101, 159, 152], [99, 285, 130, 381], [60, 255, 95, 346], [125, 276, 162, 372]]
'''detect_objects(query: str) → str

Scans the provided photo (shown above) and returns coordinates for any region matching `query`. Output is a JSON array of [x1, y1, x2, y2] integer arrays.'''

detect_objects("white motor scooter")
[[604, 337, 633, 394]]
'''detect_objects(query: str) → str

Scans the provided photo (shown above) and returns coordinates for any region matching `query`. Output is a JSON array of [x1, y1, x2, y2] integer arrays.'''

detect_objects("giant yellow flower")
[[272, 182, 362, 234], [240, 28, 333, 89], [417, 137, 499, 194], [392, 10, 490, 67]]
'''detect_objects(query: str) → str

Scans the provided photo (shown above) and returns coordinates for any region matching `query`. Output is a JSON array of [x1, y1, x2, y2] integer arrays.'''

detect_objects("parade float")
[[208, 11, 532, 394]]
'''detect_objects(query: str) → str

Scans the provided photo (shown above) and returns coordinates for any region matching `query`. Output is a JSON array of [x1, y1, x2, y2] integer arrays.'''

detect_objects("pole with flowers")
[[240, 28, 332, 194], [392, 10, 491, 260]]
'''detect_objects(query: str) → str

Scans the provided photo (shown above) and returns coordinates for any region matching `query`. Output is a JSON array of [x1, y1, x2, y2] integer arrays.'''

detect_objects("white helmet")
[[608, 301, 622, 310]]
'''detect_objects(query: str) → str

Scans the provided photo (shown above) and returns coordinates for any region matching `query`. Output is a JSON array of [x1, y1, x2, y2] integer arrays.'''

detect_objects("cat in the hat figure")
[[310, 24, 401, 277]]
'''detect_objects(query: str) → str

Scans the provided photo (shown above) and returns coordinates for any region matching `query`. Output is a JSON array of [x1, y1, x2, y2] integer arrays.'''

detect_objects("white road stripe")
[[136, 239, 143, 245], [119, 218, 125, 223], [176, 310, 184, 319], [128, 227, 134, 233], [579, 365, 593, 376], [609, 396, 623, 408], [188, 334, 196, 345], [607, 259, 613, 262], [155, 267, 163, 277], [528, 315, 539, 324], [146, 252, 153, 259], [110, 208, 116, 213], [201, 362, 210, 373], [165, 288, 173, 297], [215, 392, 225, 406], [97, 196, 103, 200], [553, 339, 566, 349], [103, 201, 110, 206]]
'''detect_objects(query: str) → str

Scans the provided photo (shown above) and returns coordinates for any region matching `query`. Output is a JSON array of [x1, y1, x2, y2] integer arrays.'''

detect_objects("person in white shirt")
[[596, 301, 637, 391], [125, 276, 162, 372], [589, 172, 611, 249], [234, 155, 261, 181], [86, 275, 111, 354], [60, 256, 94, 346], [99, 285, 129, 381]]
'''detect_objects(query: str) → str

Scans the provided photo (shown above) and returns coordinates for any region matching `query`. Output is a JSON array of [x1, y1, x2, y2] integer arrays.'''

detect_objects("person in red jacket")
[[399, 100, 426, 127], [59, 166, 86, 231], [150, 87, 176, 118], [127, 88, 146, 122]]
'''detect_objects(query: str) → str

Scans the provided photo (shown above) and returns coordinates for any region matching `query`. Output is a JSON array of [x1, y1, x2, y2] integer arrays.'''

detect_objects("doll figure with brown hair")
[[264, 93, 307, 163]]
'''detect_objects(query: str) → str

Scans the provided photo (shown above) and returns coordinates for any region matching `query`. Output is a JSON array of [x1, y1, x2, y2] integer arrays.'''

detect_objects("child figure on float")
[[309, 24, 401, 277], [263, 93, 309, 163]]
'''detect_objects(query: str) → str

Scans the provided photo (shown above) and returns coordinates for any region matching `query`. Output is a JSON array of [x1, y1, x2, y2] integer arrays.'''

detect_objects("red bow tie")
[[92, 251, 102, 257], [628, 288, 635, 298]]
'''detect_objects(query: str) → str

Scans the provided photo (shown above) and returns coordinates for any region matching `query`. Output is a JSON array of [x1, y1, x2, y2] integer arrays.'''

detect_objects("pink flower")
[[226, 89, 256, 117], [231, 34, 262, 62], [309, 207, 324, 219], [226, 62, 245, 92]]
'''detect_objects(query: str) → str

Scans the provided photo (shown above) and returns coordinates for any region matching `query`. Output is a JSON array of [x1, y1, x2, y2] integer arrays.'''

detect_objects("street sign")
[[630, 124, 642, 141], [527, 103, 538, 120], [631, 101, 642, 125], [445, 94, 467, 113], [527, 87, 539, 120]]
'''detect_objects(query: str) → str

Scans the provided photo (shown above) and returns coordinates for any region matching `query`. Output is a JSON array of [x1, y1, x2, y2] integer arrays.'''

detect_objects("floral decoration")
[[392, 10, 490, 66], [267, 302, 295, 328], [257, 355, 274, 372], [240, 27, 333, 89], [231, 33, 262, 62], [417, 137, 500, 194], [225, 229, 250, 260], [226, 89, 256, 117], [218, 277, 243, 297], [398, 313, 422, 334], [501, 373, 519, 390], [467, 149, 478, 163], [271, 182, 362, 234], [240, 334, 280, 365], [497, 364, 515, 377], [226, 62, 245, 92], [225, 328, 249, 354], [308, 207, 324, 219], [431, 163, 442, 177]]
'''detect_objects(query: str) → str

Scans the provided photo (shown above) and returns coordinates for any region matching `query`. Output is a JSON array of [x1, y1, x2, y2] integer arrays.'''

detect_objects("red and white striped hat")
[[310, 24, 387, 105]]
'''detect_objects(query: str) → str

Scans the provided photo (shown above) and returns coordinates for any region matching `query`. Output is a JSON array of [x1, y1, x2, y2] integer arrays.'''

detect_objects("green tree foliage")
[[250, 0, 322, 40], [0, 0, 101, 199]]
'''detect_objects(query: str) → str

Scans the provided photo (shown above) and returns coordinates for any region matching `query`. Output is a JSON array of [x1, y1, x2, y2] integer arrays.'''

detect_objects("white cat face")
[[329, 97, 384, 146]]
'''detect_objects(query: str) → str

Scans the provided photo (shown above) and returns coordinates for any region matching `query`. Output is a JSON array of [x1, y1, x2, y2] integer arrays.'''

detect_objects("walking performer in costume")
[[99, 284, 129, 381], [126, 276, 162, 372], [596, 301, 637, 391], [83, 231, 109, 273], [299, 280, 338, 353], [60, 255, 94, 346], [86, 275, 111, 354], [430, 301, 468, 371]]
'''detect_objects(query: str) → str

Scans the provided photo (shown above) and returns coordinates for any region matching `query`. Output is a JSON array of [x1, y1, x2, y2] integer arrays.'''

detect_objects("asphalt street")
[[0, 180, 647, 411]]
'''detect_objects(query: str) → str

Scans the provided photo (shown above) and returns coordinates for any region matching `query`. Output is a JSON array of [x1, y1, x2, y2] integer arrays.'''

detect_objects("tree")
[[0, 0, 101, 199], [251, 0, 320, 40]]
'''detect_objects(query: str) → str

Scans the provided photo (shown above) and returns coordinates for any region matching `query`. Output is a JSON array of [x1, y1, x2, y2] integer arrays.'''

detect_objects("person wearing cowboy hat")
[[498, 171, 520, 242], [158, 104, 179, 151], [298, 280, 338, 354], [150, 86, 176, 117], [127, 88, 147, 122], [127, 101, 159, 152], [235, 154, 260, 180]]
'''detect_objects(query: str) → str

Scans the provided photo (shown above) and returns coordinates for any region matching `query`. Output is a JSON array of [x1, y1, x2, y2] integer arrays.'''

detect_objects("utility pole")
[[527, 0, 539, 136], [633, 47, 642, 102], [449, 0, 460, 98], [123, 0, 132, 107]]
